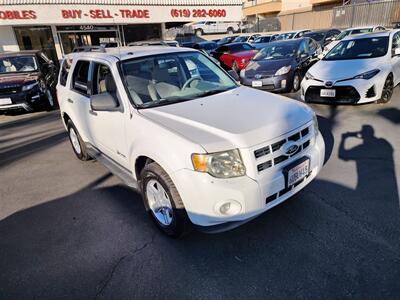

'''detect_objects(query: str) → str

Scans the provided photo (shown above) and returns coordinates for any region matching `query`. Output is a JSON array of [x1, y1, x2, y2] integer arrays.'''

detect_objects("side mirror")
[[91, 74, 119, 111], [394, 48, 400, 56], [228, 69, 239, 81], [91, 92, 119, 111]]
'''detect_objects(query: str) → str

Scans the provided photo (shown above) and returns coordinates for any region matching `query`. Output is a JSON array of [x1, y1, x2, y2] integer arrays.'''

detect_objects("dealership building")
[[0, 0, 242, 61]]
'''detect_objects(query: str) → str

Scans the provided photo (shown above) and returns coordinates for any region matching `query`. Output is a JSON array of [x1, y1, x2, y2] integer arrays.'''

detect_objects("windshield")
[[304, 32, 325, 41], [336, 28, 372, 41], [324, 37, 389, 60], [254, 36, 271, 43], [233, 36, 247, 43], [120, 52, 237, 108], [230, 43, 254, 53], [0, 55, 38, 74], [252, 43, 298, 61]]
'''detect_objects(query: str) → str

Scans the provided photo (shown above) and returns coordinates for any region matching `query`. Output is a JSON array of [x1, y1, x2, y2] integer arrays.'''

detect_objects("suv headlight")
[[22, 82, 38, 91], [353, 69, 380, 80], [313, 113, 319, 137], [191, 149, 246, 178], [305, 71, 314, 81], [275, 65, 291, 76]]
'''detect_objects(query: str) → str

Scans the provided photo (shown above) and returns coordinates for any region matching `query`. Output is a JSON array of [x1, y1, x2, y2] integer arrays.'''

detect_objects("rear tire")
[[379, 74, 394, 104], [141, 162, 191, 238], [67, 120, 90, 161], [195, 29, 203, 37]]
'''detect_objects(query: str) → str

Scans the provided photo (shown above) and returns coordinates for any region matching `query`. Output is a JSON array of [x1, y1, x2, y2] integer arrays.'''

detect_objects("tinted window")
[[324, 37, 389, 60], [392, 32, 400, 54], [59, 58, 72, 86], [72, 60, 90, 95]]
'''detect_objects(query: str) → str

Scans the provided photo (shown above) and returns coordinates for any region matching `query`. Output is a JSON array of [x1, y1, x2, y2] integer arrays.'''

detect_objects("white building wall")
[[0, 26, 19, 52]]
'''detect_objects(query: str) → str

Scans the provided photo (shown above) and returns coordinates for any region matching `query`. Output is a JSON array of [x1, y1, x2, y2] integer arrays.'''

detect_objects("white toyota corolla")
[[301, 30, 400, 104]]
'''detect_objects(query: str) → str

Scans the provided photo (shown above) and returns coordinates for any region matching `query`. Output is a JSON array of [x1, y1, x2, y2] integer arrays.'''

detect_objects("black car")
[[303, 29, 341, 47], [0, 50, 58, 112], [193, 41, 218, 54], [240, 38, 321, 93], [216, 35, 239, 46]]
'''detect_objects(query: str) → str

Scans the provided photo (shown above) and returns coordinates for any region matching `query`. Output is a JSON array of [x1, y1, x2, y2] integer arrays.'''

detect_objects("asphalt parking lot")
[[1, 89, 400, 299]]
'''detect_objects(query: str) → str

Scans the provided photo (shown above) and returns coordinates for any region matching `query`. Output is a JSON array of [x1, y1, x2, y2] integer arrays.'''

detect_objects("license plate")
[[320, 89, 336, 97], [252, 80, 263, 87], [287, 159, 310, 187], [0, 98, 12, 105]]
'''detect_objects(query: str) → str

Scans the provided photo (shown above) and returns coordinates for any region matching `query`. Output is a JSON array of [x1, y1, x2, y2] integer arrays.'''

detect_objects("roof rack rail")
[[71, 45, 106, 53]]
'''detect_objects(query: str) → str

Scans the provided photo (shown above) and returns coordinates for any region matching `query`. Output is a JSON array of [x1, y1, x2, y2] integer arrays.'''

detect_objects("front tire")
[[67, 120, 90, 161], [292, 71, 301, 92], [379, 74, 394, 104], [141, 162, 191, 238]]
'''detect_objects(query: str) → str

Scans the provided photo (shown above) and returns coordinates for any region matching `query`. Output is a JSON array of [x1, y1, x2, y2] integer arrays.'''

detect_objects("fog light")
[[216, 200, 242, 216], [281, 79, 287, 88]]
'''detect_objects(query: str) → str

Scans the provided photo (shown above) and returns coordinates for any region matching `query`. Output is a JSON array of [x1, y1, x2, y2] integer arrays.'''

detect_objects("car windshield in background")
[[230, 44, 253, 53], [254, 36, 271, 43], [233, 36, 247, 43], [0, 56, 38, 74], [336, 28, 372, 41], [120, 52, 237, 108], [252, 43, 297, 61], [275, 32, 296, 40], [324, 37, 389, 60], [304, 32, 325, 41]]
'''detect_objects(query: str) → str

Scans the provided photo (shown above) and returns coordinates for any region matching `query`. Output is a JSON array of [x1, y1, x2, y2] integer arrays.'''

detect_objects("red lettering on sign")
[[89, 9, 112, 19], [119, 9, 149, 18], [0, 10, 36, 20], [61, 10, 82, 19]]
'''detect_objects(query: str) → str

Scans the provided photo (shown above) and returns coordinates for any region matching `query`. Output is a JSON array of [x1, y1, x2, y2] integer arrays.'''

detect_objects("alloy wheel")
[[146, 179, 174, 226], [69, 128, 81, 154], [381, 76, 394, 103]]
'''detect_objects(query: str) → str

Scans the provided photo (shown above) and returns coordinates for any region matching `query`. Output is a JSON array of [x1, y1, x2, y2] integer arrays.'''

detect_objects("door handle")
[[67, 98, 74, 103]]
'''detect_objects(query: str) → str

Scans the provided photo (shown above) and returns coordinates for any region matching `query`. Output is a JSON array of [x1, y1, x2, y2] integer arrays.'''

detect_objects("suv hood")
[[309, 57, 383, 81], [0, 72, 38, 86], [139, 86, 313, 152]]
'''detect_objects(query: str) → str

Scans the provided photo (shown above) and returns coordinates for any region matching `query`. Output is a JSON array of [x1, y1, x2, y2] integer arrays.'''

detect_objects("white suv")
[[57, 46, 325, 237]]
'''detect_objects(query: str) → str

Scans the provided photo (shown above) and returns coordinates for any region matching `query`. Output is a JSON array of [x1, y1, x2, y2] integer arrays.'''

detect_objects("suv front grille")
[[0, 85, 20, 94], [253, 125, 312, 173]]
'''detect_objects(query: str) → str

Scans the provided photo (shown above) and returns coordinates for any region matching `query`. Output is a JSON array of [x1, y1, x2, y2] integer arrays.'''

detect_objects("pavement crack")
[[94, 232, 156, 299]]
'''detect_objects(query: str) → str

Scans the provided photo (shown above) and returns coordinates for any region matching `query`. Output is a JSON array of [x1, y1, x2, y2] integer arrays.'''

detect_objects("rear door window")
[[72, 60, 90, 95]]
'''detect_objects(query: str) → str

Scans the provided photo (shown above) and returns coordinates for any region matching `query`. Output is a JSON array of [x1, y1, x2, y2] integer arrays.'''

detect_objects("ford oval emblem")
[[325, 81, 333, 88], [283, 142, 299, 155]]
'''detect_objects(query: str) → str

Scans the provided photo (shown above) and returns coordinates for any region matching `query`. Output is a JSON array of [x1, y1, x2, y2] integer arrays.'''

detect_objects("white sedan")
[[301, 30, 400, 104]]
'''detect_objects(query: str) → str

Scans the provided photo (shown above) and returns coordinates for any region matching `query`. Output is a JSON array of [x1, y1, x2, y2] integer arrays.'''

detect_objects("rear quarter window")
[[59, 58, 73, 86]]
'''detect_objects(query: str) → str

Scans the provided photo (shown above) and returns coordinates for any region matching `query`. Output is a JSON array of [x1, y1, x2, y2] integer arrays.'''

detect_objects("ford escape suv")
[[57, 46, 325, 237]]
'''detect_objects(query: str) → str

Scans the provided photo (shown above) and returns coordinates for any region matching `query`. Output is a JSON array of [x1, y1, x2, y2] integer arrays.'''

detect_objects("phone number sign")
[[0, 5, 240, 24]]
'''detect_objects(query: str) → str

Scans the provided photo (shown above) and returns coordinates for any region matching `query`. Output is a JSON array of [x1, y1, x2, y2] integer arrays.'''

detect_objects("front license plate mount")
[[283, 156, 310, 188], [320, 89, 336, 97], [252, 80, 263, 87]]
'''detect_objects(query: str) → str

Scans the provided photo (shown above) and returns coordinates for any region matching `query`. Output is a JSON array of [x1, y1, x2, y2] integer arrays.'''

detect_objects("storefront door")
[[13, 26, 58, 64]]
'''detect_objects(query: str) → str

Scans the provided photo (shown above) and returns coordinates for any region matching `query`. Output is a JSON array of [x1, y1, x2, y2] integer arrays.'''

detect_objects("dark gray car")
[[240, 38, 321, 93]]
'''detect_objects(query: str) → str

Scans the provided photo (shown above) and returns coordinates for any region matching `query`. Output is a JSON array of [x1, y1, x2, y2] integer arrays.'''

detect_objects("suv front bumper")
[[172, 133, 325, 230]]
